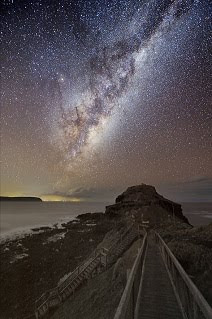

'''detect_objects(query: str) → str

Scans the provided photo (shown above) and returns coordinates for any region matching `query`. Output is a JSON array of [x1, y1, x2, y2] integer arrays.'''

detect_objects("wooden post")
[[127, 268, 131, 280], [57, 287, 62, 303]]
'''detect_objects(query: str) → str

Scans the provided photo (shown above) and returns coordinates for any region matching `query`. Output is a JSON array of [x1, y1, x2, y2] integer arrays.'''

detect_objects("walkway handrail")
[[59, 253, 102, 294], [35, 288, 55, 310], [57, 224, 135, 294], [57, 248, 98, 293], [35, 223, 138, 317], [154, 232, 212, 319], [35, 244, 105, 310], [35, 252, 104, 316], [114, 232, 147, 319], [107, 223, 138, 262], [108, 223, 134, 252]]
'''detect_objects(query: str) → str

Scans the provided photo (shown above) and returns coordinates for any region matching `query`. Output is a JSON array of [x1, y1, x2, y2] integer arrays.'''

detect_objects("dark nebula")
[[1, 0, 211, 202]]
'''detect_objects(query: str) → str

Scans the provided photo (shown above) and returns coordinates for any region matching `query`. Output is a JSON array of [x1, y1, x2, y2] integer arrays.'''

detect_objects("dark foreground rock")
[[0, 184, 209, 319], [0, 196, 42, 202], [105, 184, 189, 225], [0, 213, 116, 319], [50, 239, 142, 319]]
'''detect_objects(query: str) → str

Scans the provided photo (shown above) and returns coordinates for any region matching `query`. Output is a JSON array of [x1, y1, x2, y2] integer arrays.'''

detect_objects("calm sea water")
[[0, 201, 110, 236], [181, 202, 212, 226], [0, 201, 211, 237]]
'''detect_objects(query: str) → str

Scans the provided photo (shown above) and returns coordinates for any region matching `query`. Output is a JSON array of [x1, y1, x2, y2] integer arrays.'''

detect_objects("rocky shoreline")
[[0, 212, 116, 319], [1, 184, 211, 319]]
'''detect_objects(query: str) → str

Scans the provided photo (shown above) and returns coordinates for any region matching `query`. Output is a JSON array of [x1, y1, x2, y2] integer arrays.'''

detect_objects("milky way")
[[1, 0, 211, 201], [49, 0, 195, 159]]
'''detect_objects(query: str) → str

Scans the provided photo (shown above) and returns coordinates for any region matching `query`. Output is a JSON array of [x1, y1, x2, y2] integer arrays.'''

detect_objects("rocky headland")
[[106, 184, 189, 224], [0, 184, 211, 319]]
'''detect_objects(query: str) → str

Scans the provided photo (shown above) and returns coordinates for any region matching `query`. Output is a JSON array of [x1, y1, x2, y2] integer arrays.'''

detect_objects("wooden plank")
[[114, 233, 147, 319], [155, 232, 212, 319], [136, 238, 184, 319]]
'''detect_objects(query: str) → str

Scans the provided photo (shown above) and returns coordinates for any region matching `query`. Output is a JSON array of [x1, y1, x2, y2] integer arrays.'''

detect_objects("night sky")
[[1, 0, 212, 202]]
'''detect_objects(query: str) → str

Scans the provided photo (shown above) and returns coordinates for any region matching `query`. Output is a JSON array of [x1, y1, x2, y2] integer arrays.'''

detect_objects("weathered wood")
[[35, 223, 139, 318], [136, 236, 184, 319], [114, 231, 212, 319], [155, 232, 212, 319], [114, 233, 147, 319]]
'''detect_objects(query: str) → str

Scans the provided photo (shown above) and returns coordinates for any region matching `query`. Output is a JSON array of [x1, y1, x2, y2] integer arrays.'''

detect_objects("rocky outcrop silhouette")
[[0, 196, 42, 202], [105, 184, 189, 225]]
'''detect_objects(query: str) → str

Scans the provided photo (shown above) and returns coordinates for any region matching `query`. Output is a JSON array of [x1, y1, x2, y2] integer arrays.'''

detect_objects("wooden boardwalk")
[[35, 224, 139, 318], [136, 238, 184, 319]]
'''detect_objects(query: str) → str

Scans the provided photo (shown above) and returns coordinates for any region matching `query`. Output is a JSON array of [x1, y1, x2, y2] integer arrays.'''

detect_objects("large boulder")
[[105, 184, 189, 225]]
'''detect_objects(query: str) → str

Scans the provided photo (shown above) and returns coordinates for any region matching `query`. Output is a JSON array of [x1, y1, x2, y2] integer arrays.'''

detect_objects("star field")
[[1, 0, 212, 202]]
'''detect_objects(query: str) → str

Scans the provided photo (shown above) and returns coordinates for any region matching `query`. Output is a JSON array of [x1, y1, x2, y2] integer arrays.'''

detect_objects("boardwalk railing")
[[35, 247, 102, 313], [114, 232, 148, 319], [114, 231, 212, 319], [35, 223, 139, 318], [155, 232, 212, 319], [106, 223, 140, 265]]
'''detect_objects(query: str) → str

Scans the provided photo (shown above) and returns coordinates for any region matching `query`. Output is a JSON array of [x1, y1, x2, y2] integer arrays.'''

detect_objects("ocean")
[[0, 201, 211, 237], [181, 202, 212, 226], [0, 201, 110, 237]]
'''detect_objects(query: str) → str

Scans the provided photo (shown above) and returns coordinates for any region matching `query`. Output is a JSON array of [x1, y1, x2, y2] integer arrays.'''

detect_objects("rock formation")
[[0, 196, 42, 202], [105, 184, 189, 225]]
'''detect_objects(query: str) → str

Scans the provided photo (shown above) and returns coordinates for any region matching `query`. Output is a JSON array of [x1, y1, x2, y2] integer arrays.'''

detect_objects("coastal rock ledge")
[[105, 184, 189, 225]]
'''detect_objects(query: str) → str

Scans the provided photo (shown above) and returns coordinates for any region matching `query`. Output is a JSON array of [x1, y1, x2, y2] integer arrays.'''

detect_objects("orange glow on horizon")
[[0, 193, 83, 202], [41, 195, 83, 202]]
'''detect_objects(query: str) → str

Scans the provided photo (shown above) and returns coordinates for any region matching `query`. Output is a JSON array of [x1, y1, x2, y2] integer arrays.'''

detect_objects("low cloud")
[[158, 177, 212, 202], [42, 187, 119, 202]]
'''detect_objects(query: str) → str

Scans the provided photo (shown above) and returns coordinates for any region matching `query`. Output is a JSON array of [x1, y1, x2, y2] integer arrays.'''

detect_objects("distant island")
[[0, 184, 211, 319], [0, 196, 42, 202]]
